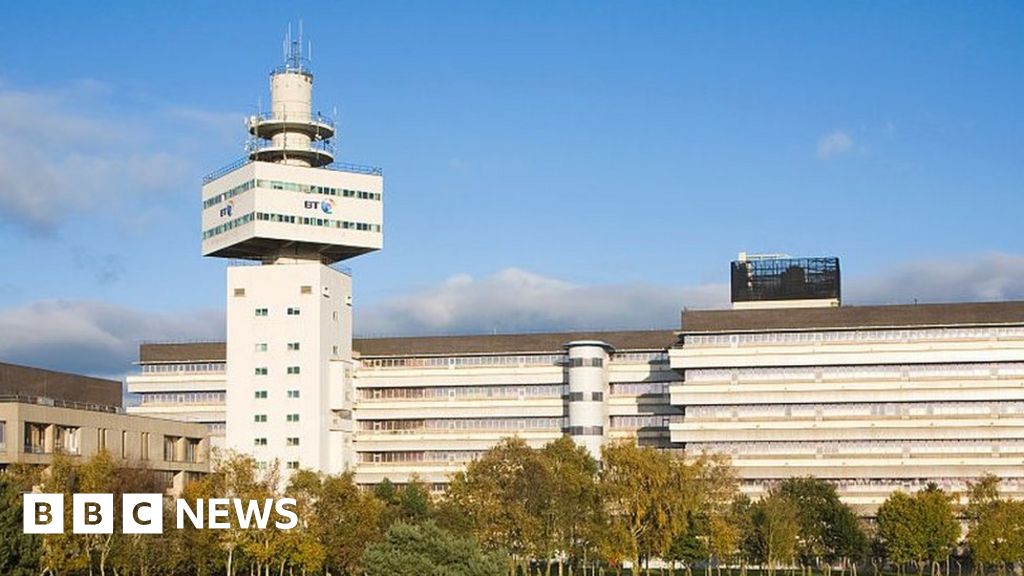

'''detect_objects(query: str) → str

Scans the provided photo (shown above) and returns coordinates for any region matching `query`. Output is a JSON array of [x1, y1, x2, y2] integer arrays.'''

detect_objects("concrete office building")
[[1, 361, 209, 492], [129, 254, 1024, 513]]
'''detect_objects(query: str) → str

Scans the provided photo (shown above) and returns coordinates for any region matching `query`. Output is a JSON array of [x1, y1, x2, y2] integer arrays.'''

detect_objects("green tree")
[[964, 475, 1024, 574], [877, 486, 960, 576], [538, 436, 602, 574], [0, 468, 41, 576], [363, 521, 506, 576], [742, 490, 800, 576], [777, 477, 868, 567], [444, 437, 552, 574]]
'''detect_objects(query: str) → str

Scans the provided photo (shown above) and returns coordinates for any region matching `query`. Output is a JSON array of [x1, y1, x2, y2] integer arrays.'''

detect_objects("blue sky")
[[0, 2, 1022, 376]]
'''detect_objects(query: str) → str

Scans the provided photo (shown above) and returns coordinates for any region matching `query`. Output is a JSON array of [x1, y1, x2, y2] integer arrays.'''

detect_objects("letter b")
[[23, 494, 64, 534], [73, 494, 113, 534]]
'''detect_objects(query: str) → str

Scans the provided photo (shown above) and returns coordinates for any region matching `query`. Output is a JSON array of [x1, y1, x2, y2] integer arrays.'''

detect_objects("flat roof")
[[680, 301, 1024, 334], [0, 361, 122, 408], [139, 330, 677, 361], [139, 342, 226, 363]]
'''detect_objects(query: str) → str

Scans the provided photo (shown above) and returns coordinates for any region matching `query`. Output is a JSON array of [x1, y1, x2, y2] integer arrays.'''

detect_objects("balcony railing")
[[0, 394, 119, 414], [203, 157, 384, 184]]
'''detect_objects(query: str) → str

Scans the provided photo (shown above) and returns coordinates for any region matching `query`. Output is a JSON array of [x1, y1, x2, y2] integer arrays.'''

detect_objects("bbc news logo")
[[24, 494, 298, 534]]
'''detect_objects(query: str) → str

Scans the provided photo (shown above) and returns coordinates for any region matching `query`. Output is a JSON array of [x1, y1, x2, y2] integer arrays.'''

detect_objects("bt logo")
[[303, 199, 335, 214], [219, 201, 234, 218]]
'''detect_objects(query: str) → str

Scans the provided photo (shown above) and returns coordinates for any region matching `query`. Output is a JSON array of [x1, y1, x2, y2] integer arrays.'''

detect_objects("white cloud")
[[0, 300, 223, 379], [816, 130, 854, 159], [356, 268, 727, 336], [847, 252, 1024, 304], [5, 254, 1024, 377], [0, 83, 192, 234]]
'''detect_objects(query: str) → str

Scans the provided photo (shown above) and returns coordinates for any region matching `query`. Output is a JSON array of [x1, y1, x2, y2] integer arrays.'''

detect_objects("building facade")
[[2, 361, 209, 493], [128, 288, 1024, 512]]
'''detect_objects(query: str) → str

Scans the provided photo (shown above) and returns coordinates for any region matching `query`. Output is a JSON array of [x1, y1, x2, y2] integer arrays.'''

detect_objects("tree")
[[0, 468, 41, 576], [444, 437, 552, 573], [742, 490, 800, 576], [363, 521, 506, 576], [538, 436, 602, 574], [876, 486, 960, 576], [777, 477, 868, 567], [964, 475, 1024, 574], [600, 439, 696, 574]]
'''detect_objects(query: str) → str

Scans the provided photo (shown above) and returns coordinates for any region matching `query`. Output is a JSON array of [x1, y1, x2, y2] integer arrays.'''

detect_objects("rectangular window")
[[300, 285, 312, 294], [140, 432, 150, 460], [121, 431, 127, 459], [254, 438, 267, 446], [286, 461, 299, 470], [286, 437, 300, 446], [287, 390, 300, 398], [234, 288, 246, 297], [286, 414, 300, 423], [98, 429, 108, 451], [287, 307, 301, 316], [255, 308, 268, 317], [254, 414, 267, 423], [287, 366, 301, 375], [255, 367, 268, 376], [254, 390, 268, 399], [255, 343, 268, 352], [288, 342, 300, 351]]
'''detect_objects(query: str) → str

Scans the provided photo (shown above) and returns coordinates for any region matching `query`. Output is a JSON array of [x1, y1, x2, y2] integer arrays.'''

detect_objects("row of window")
[[254, 390, 301, 399], [685, 401, 1024, 420], [256, 461, 301, 471], [262, 179, 382, 201], [254, 366, 302, 375], [203, 178, 382, 211], [254, 414, 301, 423], [254, 437, 301, 447], [688, 439, 1024, 456], [203, 179, 254, 209], [252, 342, 302, 352], [567, 357, 604, 368], [567, 391, 604, 402], [359, 417, 566, 432], [360, 354, 565, 369], [358, 450, 486, 464], [202, 212, 254, 240], [136, 392, 226, 406], [359, 384, 567, 401], [610, 415, 685, 429], [686, 362, 1024, 384], [683, 327, 1024, 348], [255, 211, 381, 232], [140, 362, 225, 374]]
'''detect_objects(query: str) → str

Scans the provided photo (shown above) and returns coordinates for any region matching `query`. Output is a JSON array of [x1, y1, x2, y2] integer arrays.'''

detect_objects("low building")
[[1, 361, 210, 493]]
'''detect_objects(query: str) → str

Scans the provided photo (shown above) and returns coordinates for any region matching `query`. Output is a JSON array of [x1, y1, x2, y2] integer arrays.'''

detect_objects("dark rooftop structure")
[[0, 361, 122, 409], [681, 301, 1024, 334], [731, 256, 840, 305]]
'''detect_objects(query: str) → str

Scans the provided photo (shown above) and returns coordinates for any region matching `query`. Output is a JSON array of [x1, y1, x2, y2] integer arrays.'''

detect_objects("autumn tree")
[[600, 439, 696, 574], [445, 437, 552, 574]]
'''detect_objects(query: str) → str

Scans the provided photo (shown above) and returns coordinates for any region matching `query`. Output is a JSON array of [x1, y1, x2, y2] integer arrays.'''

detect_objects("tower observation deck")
[[246, 31, 335, 168], [200, 27, 383, 265]]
